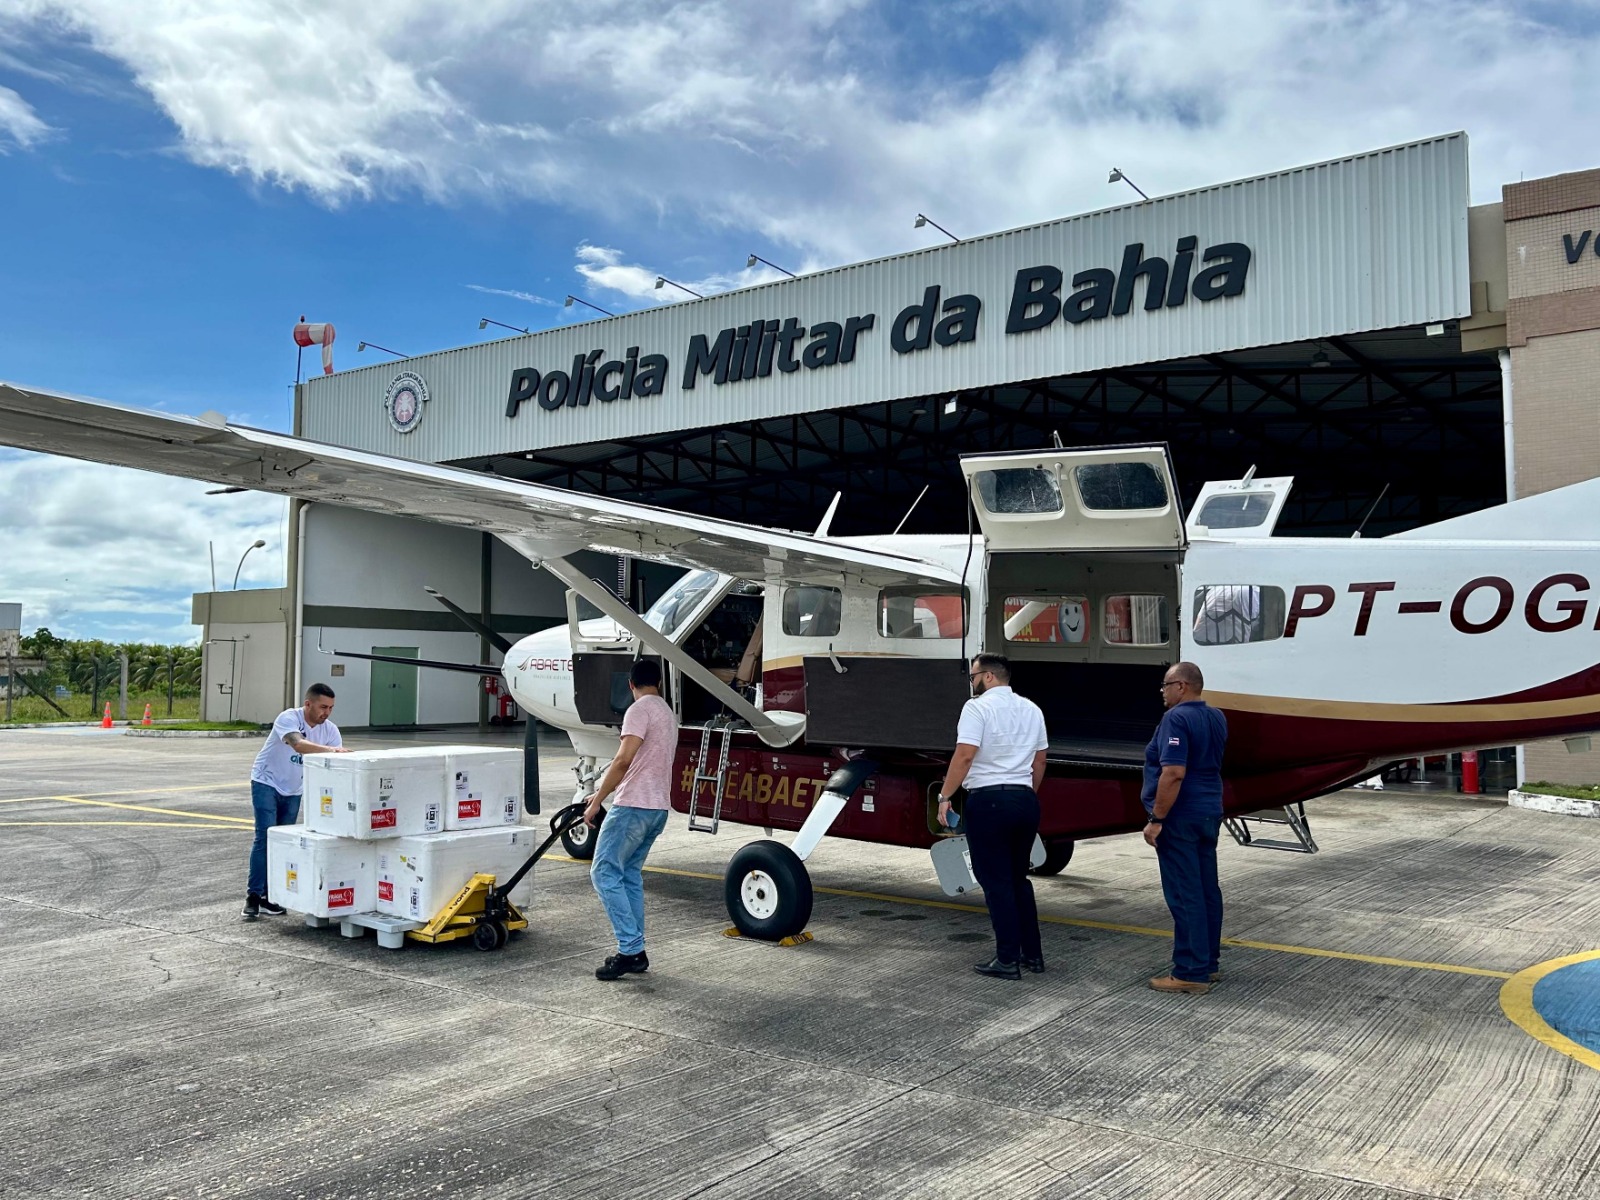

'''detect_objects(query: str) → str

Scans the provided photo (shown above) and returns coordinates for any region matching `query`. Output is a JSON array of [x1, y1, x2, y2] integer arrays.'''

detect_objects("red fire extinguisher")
[[1461, 751, 1480, 794]]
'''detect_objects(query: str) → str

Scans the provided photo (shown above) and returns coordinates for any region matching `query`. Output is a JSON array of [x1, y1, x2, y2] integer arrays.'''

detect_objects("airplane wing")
[[0, 381, 961, 587]]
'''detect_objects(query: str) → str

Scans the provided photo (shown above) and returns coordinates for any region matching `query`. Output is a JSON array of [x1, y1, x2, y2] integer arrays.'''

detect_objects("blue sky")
[[1, 0, 1597, 643]]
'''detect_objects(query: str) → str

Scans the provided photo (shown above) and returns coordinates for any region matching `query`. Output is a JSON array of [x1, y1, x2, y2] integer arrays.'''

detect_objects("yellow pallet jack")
[[406, 804, 588, 952]]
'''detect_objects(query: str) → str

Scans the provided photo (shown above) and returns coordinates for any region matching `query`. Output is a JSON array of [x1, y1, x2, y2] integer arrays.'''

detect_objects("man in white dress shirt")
[[937, 653, 1049, 980]]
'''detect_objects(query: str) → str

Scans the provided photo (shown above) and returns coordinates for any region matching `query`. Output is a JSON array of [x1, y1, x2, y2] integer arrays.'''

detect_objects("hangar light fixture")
[[1107, 168, 1150, 201], [564, 295, 614, 317], [655, 275, 705, 299], [1310, 349, 1332, 369], [479, 317, 529, 335], [943, 397, 959, 415], [357, 341, 406, 358], [913, 213, 959, 243], [746, 253, 796, 278]]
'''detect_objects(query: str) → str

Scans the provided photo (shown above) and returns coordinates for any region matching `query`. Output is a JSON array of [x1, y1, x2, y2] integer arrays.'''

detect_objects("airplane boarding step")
[[687, 720, 735, 834], [1223, 803, 1318, 853]]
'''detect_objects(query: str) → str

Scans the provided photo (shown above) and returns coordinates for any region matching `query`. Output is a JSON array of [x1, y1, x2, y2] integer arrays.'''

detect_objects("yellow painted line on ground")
[[1500, 950, 1600, 1072], [547, 855, 1515, 980], [0, 820, 243, 829], [35, 795, 253, 825], [1, 783, 228, 805]]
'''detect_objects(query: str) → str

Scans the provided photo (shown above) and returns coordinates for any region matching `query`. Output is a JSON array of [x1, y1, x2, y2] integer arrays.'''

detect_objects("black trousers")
[[965, 785, 1042, 963]]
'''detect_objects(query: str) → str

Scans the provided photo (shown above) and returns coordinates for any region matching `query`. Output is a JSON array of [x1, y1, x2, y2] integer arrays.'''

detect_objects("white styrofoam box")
[[444, 747, 523, 830], [375, 827, 537, 922], [304, 747, 448, 840], [266, 825, 377, 917]]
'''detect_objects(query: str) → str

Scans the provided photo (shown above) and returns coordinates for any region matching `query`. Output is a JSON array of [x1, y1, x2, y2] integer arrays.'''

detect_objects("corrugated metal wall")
[[304, 134, 1471, 462]]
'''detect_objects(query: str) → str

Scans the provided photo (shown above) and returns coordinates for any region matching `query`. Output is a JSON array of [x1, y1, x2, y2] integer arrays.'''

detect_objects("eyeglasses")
[[1159, 680, 1184, 690], [969, 671, 989, 682]]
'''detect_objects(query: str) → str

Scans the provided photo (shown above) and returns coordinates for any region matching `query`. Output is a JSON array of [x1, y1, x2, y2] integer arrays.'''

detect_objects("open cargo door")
[[960, 445, 1186, 553], [1186, 474, 1294, 540]]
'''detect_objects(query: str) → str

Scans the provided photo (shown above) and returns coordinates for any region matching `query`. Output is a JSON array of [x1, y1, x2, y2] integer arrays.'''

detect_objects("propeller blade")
[[524, 713, 541, 814], [424, 585, 515, 654]]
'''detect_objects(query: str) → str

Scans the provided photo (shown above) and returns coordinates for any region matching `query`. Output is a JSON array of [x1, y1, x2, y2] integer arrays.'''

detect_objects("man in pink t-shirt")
[[583, 658, 679, 980]]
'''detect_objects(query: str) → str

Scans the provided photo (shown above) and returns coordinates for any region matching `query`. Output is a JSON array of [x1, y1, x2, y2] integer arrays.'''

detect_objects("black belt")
[[966, 784, 1033, 795]]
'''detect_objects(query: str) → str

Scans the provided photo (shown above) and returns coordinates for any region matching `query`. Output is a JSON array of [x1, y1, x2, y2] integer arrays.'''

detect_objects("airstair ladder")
[[687, 721, 735, 834], [1223, 803, 1318, 853]]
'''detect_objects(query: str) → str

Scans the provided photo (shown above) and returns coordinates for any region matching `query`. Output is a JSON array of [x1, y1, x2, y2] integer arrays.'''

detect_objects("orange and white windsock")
[[293, 321, 336, 375]]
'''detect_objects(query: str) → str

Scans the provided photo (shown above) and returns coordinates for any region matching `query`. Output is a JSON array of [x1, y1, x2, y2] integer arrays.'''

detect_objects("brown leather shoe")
[[1149, 974, 1210, 994], [1209, 971, 1221, 982]]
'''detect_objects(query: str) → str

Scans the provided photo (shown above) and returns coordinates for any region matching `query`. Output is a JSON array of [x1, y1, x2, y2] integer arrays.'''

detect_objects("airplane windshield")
[[643, 569, 721, 637]]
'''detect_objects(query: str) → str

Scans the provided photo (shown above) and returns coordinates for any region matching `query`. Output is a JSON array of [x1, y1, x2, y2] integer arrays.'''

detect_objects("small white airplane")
[[5, 381, 1600, 942]]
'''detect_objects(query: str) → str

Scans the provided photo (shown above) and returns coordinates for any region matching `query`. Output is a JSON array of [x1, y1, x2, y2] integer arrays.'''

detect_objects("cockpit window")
[[643, 569, 720, 637], [974, 467, 1064, 514]]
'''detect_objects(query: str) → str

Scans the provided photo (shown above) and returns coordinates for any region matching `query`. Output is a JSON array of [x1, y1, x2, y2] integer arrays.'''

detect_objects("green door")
[[370, 647, 419, 727]]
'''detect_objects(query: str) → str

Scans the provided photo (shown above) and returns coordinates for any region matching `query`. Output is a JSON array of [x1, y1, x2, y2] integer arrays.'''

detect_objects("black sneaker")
[[257, 897, 287, 917], [242, 893, 260, 919], [595, 951, 649, 981]]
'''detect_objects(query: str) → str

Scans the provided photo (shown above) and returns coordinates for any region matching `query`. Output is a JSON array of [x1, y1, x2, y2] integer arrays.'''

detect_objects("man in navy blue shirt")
[[1142, 661, 1228, 994]]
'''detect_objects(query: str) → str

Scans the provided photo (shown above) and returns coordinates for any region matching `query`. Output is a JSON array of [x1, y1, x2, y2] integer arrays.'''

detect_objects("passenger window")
[[878, 588, 966, 639], [1196, 493, 1277, 530], [1103, 595, 1170, 646], [1074, 462, 1168, 510], [782, 586, 842, 637], [975, 467, 1063, 514], [1002, 596, 1090, 644], [1191, 585, 1286, 645]]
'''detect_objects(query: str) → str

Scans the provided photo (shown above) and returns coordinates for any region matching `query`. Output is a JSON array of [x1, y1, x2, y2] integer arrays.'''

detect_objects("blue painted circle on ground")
[[1533, 960, 1600, 1055]]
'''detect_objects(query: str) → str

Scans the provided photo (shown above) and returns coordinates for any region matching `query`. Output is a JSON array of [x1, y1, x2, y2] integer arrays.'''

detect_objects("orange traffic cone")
[[140, 703, 153, 727], [101, 702, 113, 729]]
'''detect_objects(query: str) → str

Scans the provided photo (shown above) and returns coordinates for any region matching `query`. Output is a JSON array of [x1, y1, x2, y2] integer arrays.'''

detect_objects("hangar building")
[[196, 132, 1600, 785]]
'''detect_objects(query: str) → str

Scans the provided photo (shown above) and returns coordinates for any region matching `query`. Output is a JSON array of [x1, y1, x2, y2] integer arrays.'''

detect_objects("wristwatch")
[[1147, 815, 1164, 824]]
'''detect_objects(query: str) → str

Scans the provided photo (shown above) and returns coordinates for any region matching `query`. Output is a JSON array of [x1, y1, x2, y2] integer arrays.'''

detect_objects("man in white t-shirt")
[[583, 659, 678, 980], [244, 683, 348, 918], [937, 653, 1049, 980]]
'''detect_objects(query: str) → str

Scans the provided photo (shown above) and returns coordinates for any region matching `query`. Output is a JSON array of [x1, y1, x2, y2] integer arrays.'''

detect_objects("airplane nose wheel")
[[559, 807, 600, 860], [724, 840, 813, 941]]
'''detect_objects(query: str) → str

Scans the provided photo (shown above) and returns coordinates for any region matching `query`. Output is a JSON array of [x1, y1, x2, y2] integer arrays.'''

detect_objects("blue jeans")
[[249, 780, 301, 897], [1154, 812, 1224, 982], [590, 805, 669, 955]]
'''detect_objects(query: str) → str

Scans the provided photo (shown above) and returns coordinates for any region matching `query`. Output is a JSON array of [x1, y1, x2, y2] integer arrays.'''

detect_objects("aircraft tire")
[[560, 807, 600, 860], [725, 840, 813, 941], [1030, 838, 1076, 876]]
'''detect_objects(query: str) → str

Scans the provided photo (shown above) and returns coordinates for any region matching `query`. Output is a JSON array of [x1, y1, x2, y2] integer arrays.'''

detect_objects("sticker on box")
[[328, 886, 355, 910]]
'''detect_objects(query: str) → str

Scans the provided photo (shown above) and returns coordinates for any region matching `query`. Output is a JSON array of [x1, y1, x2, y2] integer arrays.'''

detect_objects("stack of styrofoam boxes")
[[266, 746, 529, 927]]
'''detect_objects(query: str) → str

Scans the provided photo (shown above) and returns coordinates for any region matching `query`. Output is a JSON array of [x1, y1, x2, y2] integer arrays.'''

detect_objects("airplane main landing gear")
[[723, 840, 813, 940]]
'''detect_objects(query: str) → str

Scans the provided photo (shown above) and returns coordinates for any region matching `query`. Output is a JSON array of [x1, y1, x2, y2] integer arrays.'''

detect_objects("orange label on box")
[[328, 887, 355, 909], [378, 880, 393, 902], [370, 808, 397, 829], [458, 799, 481, 820]]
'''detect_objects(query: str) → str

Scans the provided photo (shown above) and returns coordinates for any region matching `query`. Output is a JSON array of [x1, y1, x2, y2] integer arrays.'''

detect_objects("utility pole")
[[119, 652, 129, 721]]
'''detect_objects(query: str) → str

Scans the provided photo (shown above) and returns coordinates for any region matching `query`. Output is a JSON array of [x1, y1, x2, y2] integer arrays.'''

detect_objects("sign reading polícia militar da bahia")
[[303, 134, 1472, 460]]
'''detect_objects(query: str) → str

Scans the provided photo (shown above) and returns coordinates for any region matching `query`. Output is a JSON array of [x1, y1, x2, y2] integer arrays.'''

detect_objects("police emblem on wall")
[[383, 371, 429, 434]]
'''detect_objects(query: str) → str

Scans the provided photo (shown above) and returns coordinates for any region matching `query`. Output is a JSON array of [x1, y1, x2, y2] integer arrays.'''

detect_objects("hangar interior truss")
[[454, 324, 1503, 541]]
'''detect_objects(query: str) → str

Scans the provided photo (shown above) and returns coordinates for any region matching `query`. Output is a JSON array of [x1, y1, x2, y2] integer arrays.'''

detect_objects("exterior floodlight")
[[480, 317, 529, 335], [564, 295, 614, 317], [746, 253, 797, 278], [913, 213, 958, 243], [655, 276, 704, 299], [1108, 167, 1150, 201], [357, 341, 406, 358], [232, 539, 268, 589]]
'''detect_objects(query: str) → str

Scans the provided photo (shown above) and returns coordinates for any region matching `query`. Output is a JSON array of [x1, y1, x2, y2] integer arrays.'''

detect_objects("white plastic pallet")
[[302, 909, 421, 950]]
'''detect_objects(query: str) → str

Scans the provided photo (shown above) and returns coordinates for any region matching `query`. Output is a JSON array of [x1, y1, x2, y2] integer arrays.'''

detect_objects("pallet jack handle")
[[494, 803, 589, 900]]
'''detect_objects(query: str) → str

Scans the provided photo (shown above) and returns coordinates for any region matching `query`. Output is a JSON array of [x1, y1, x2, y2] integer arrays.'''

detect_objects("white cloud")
[[0, 451, 287, 643], [5, 1, 1598, 267], [574, 243, 788, 305], [0, 83, 49, 149], [465, 284, 560, 308]]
